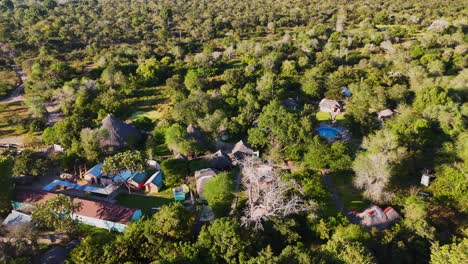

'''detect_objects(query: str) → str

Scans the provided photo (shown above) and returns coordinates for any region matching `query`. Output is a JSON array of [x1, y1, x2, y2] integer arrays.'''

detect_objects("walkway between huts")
[[321, 170, 345, 215], [229, 169, 242, 215]]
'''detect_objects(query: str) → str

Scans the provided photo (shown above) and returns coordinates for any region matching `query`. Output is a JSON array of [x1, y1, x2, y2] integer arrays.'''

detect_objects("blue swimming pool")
[[317, 127, 343, 140]]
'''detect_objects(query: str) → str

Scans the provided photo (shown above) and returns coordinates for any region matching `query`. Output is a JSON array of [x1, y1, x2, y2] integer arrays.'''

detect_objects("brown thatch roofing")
[[209, 150, 232, 169], [195, 168, 217, 196], [100, 114, 141, 149], [377, 109, 395, 119], [174, 153, 188, 160], [319, 98, 341, 112], [232, 140, 255, 158], [194, 168, 217, 181]]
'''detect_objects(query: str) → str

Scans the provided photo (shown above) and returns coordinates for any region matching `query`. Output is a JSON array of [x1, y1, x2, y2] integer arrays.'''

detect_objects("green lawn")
[[315, 112, 345, 122], [0, 101, 29, 139], [329, 171, 369, 211], [116, 190, 174, 210]]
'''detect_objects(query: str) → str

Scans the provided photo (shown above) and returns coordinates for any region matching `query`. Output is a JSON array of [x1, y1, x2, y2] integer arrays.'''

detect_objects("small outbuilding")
[[209, 150, 232, 170], [195, 168, 217, 198], [319, 98, 342, 114], [377, 109, 396, 121], [350, 205, 401, 231], [282, 98, 299, 111], [342, 86, 351, 97], [144, 171, 164, 193], [100, 114, 142, 151], [231, 140, 258, 158], [420, 169, 435, 187], [173, 186, 186, 201]]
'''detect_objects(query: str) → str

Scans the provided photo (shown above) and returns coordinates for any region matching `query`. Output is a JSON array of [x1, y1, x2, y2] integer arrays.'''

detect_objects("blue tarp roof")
[[113, 171, 147, 183], [43, 180, 108, 193], [87, 163, 104, 178], [343, 86, 351, 97]]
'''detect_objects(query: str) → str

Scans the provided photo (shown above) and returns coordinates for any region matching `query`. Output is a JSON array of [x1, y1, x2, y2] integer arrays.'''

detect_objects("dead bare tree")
[[238, 156, 316, 230]]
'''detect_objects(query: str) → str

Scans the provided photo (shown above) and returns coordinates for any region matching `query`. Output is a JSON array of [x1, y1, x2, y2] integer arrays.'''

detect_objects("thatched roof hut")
[[195, 168, 217, 197], [232, 140, 256, 158], [174, 153, 188, 160], [377, 109, 395, 120], [100, 114, 141, 150], [319, 99, 341, 113], [209, 150, 232, 169]]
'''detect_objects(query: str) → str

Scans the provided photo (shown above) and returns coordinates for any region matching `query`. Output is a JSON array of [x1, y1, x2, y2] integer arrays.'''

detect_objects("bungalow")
[[100, 114, 142, 151], [281, 98, 299, 111], [377, 109, 396, 121], [319, 98, 342, 114], [349, 205, 401, 231], [195, 168, 217, 198], [342, 86, 351, 97], [231, 140, 259, 158], [13, 190, 142, 232], [83, 163, 150, 190], [173, 186, 186, 201], [208, 150, 232, 170], [144, 171, 164, 193]]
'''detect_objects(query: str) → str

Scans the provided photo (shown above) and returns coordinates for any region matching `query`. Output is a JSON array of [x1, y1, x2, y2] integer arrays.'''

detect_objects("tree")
[[184, 69, 207, 91], [353, 130, 407, 203], [164, 123, 199, 156], [240, 156, 316, 230], [31, 194, 79, 234], [0, 155, 13, 214], [144, 203, 194, 242], [12, 150, 46, 177], [160, 158, 188, 187], [24, 96, 46, 119], [248, 101, 313, 160], [136, 57, 164, 84], [101, 150, 146, 193], [197, 218, 251, 263], [304, 137, 352, 170], [204, 172, 234, 217], [402, 196, 435, 240], [80, 128, 108, 162], [430, 238, 468, 264]]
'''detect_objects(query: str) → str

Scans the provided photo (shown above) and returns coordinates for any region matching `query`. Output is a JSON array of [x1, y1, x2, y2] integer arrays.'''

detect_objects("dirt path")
[[322, 172, 345, 214], [230, 168, 242, 214], [0, 64, 26, 103]]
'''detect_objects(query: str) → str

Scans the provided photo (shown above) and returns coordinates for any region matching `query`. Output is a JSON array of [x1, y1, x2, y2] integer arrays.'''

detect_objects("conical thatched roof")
[[232, 140, 255, 158], [100, 114, 141, 150], [209, 150, 232, 169], [174, 153, 188, 160]]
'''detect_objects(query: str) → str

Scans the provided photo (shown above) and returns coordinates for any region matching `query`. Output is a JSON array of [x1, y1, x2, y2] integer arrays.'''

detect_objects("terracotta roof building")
[[13, 190, 141, 232]]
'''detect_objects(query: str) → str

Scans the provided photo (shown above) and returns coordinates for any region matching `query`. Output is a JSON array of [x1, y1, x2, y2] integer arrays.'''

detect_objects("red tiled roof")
[[14, 190, 136, 224]]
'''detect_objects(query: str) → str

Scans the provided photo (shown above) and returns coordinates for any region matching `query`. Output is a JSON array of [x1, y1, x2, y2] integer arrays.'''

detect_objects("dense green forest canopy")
[[0, 0, 466, 263]]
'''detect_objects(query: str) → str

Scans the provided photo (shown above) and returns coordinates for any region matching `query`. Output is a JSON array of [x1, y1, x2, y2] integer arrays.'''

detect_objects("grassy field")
[[116, 189, 174, 212], [0, 100, 29, 139], [316, 112, 346, 122], [125, 85, 171, 122], [329, 170, 369, 212]]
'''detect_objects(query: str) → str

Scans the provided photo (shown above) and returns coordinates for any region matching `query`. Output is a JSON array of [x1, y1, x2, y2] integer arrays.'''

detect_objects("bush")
[[160, 158, 188, 187], [133, 116, 154, 131], [204, 172, 234, 217]]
